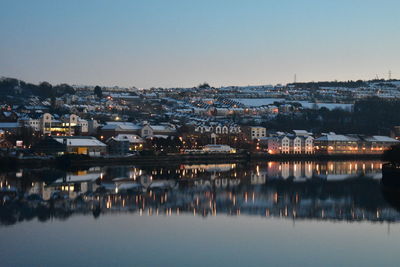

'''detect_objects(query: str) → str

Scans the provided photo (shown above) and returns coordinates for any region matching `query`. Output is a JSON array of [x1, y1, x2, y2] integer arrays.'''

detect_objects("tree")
[[50, 95, 56, 109], [94, 86, 102, 98], [198, 82, 210, 89], [38, 81, 54, 99], [54, 83, 75, 96]]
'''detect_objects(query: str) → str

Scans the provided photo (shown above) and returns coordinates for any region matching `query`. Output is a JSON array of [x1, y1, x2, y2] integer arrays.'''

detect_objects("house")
[[106, 138, 130, 155], [140, 122, 176, 138], [244, 126, 266, 140], [53, 136, 107, 156], [194, 123, 241, 135], [88, 119, 100, 135], [100, 121, 177, 139], [214, 125, 229, 134], [0, 111, 19, 122], [107, 134, 144, 151], [100, 122, 141, 140], [281, 135, 292, 154], [18, 114, 41, 132], [304, 136, 314, 154], [267, 132, 314, 154], [19, 113, 88, 135], [60, 114, 89, 135]]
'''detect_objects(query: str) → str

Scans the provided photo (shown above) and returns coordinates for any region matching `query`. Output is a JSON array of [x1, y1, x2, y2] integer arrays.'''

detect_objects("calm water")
[[1, 160, 400, 267]]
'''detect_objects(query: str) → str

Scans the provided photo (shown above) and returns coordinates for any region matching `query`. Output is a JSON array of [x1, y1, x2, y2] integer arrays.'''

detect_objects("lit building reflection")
[[0, 161, 397, 226]]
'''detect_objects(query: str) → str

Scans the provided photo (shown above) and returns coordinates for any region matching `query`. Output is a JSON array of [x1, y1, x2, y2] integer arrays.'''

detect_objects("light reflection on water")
[[0, 160, 400, 266], [0, 160, 392, 223]]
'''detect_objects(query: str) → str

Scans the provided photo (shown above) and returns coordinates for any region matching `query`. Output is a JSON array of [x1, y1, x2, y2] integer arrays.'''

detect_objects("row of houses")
[[267, 130, 314, 154], [99, 121, 177, 140], [34, 135, 142, 157], [193, 124, 269, 140], [266, 131, 399, 155], [194, 124, 241, 135], [0, 111, 179, 141], [31, 121, 179, 156], [18, 113, 96, 135], [0, 112, 99, 136]]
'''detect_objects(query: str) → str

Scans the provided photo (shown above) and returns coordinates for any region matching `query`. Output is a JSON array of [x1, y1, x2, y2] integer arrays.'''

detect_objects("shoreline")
[[0, 152, 384, 170]]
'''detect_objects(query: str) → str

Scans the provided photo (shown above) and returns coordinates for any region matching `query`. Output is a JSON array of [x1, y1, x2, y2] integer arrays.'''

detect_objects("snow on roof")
[[53, 173, 101, 184], [150, 125, 167, 131], [152, 135, 170, 139], [366, 136, 399, 142], [2, 112, 12, 117], [315, 134, 358, 142], [0, 122, 20, 129], [150, 125, 176, 132], [54, 137, 106, 147], [102, 122, 141, 131], [114, 134, 144, 143], [293, 130, 311, 136]]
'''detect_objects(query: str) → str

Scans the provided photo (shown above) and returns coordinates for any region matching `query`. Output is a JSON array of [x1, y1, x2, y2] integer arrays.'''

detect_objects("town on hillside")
[[0, 77, 400, 161]]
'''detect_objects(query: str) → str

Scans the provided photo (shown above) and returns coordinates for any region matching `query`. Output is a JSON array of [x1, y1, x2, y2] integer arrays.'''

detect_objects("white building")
[[249, 126, 267, 139], [202, 144, 236, 153], [268, 133, 314, 154], [19, 113, 88, 135], [194, 124, 241, 135]]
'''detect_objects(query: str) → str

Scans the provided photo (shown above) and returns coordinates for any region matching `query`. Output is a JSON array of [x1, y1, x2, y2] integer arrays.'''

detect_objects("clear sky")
[[1, 0, 399, 88]]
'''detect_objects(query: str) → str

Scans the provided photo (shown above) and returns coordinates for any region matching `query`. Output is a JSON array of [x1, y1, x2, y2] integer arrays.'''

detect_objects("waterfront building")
[[267, 132, 314, 154], [54, 136, 107, 156], [34, 136, 107, 156], [106, 138, 130, 155], [106, 134, 144, 153], [202, 144, 236, 153], [314, 134, 399, 154]]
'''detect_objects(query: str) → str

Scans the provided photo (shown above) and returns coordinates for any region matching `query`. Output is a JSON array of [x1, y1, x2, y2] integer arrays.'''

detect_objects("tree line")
[[264, 97, 400, 135], [0, 78, 76, 99]]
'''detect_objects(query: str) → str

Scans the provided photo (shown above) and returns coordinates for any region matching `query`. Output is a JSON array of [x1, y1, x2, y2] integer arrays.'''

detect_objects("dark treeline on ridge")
[[289, 79, 400, 89], [264, 97, 400, 135], [0, 77, 76, 99]]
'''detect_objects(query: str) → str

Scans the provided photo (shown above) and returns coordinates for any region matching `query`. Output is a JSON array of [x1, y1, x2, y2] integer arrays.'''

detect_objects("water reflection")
[[1, 160, 397, 226]]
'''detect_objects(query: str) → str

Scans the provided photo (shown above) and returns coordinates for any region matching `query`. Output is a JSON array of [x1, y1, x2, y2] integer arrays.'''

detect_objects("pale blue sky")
[[1, 0, 399, 88]]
